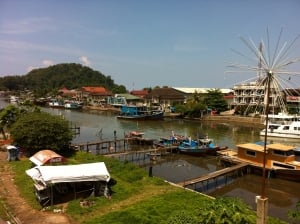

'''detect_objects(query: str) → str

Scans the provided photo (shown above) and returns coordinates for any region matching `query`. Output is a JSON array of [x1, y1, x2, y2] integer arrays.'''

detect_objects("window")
[[269, 125, 279, 130], [246, 150, 256, 157], [273, 150, 294, 156], [273, 162, 295, 169], [273, 150, 285, 156]]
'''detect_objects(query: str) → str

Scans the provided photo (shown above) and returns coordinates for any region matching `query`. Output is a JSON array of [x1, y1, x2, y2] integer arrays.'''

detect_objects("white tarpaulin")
[[26, 162, 110, 187]]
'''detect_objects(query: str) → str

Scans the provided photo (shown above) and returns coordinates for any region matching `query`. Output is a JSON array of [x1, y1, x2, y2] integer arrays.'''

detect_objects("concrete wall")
[[202, 115, 264, 127]]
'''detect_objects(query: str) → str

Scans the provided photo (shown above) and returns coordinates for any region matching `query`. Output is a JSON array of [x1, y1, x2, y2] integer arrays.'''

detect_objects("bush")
[[10, 111, 73, 154]]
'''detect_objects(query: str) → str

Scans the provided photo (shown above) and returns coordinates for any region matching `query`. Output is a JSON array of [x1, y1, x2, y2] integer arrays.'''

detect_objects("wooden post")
[[149, 166, 153, 177], [256, 196, 268, 224], [96, 144, 100, 155]]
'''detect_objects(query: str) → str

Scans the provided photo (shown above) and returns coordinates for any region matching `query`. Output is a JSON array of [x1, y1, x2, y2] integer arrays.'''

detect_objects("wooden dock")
[[71, 138, 177, 157], [72, 138, 129, 154], [176, 162, 249, 191], [105, 147, 173, 157]]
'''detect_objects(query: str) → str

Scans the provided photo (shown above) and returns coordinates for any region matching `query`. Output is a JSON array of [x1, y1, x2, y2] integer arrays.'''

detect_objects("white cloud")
[[0, 39, 84, 57], [43, 60, 54, 67], [26, 59, 54, 72], [26, 66, 38, 72], [0, 17, 55, 35], [79, 56, 91, 66]]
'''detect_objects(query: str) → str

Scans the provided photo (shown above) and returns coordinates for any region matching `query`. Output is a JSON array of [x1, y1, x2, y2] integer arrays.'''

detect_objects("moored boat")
[[153, 132, 185, 148], [217, 142, 300, 182], [260, 121, 300, 139], [177, 137, 226, 156], [64, 101, 83, 109], [260, 112, 300, 139], [177, 139, 208, 156], [48, 99, 64, 108], [125, 131, 154, 145], [116, 105, 164, 120], [125, 131, 144, 138]]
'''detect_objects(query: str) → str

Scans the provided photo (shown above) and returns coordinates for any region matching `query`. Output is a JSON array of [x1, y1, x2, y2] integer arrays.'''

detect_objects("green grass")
[[83, 190, 212, 224], [0, 199, 10, 222], [9, 151, 288, 224]]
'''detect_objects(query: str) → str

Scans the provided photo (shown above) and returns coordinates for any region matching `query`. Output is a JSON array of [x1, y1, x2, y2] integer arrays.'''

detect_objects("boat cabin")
[[120, 105, 146, 116], [236, 143, 300, 169]]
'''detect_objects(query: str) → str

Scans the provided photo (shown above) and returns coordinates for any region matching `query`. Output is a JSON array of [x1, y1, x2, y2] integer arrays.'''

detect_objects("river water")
[[1, 99, 298, 222]]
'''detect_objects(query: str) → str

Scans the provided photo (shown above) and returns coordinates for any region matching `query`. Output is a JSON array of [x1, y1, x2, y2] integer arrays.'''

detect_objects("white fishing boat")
[[260, 113, 300, 139], [48, 99, 64, 108], [64, 101, 83, 109]]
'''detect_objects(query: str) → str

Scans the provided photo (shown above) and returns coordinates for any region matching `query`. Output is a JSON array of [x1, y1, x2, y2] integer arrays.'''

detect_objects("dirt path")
[[0, 151, 71, 224]]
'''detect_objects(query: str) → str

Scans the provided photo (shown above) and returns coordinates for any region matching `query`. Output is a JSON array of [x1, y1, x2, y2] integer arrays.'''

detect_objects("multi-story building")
[[232, 80, 300, 115], [232, 81, 265, 106]]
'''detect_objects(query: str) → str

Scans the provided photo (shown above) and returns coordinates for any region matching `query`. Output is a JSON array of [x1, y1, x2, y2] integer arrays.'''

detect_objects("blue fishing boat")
[[154, 132, 186, 148], [177, 137, 227, 156], [116, 105, 164, 120], [177, 138, 208, 156]]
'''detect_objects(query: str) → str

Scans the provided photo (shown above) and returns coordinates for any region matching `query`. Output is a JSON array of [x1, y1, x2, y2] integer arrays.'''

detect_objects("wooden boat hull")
[[178, 140, 228, 157], [177, 147, 208, 157], [153, 137, 181, 148], [116, 111, 164, 120], [206, 146, 228, 156], [127, 137, 154, 145]]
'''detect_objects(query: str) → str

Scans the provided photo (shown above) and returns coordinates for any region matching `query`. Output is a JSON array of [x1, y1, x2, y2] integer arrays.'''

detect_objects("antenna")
[[258, 42, 263, 81]]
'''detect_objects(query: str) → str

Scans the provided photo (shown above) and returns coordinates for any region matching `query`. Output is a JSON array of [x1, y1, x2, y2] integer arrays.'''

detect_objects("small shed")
[[26, 162, 111, 206], [29, 150, 66, 166]]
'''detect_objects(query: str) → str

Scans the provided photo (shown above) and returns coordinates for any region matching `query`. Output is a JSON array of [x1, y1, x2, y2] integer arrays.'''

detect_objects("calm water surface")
[[38, 107, 300, 222]]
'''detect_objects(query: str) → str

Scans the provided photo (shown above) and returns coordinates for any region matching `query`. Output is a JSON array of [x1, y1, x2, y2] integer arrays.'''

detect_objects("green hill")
[[0, 63, 126, 96]]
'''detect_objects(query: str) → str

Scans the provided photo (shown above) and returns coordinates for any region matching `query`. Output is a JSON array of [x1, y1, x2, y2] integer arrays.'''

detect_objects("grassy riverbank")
[[9, 151, 287, 223]]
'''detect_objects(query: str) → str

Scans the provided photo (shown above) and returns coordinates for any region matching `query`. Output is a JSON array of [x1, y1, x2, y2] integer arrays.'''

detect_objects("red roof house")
[[130, 89, 149, 98]]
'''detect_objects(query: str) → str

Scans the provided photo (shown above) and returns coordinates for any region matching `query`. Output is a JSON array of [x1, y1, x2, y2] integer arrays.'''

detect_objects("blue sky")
[[1, 0, 300, 90]]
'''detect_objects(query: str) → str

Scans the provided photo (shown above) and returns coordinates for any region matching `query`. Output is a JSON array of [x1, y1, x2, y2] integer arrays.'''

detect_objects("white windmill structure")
[[228, 28, 300, 117], [227, 28, 300, 224]]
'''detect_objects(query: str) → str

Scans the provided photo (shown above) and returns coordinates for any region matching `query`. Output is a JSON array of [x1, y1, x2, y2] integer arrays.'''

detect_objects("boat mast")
[[258, 42, 262, 81]]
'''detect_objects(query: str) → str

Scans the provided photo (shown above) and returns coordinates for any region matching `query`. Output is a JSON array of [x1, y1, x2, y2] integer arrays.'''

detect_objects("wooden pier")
[[72, 138, 130, 154], [105, 147, 174, 162], [176, 162, 249, 192], [71, 138, 177, 156]]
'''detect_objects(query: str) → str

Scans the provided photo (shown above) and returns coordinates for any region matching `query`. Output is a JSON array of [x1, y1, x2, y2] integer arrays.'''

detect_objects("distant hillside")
[[0, 63, 126, 96]]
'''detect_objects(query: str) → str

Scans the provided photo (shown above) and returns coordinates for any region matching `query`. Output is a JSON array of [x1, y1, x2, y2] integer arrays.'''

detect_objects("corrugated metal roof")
[[173, 87, 233, 94], [144, 88, 185, 100], [115, 93, 141, 100]]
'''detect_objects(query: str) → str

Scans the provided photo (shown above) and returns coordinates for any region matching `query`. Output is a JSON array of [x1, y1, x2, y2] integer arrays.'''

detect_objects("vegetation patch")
[[9, 151, 289, 224]]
